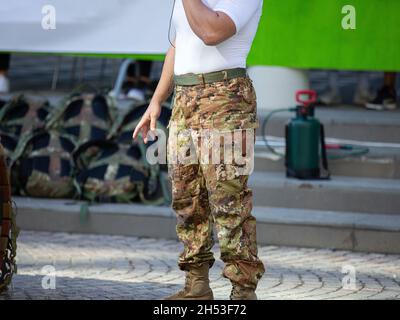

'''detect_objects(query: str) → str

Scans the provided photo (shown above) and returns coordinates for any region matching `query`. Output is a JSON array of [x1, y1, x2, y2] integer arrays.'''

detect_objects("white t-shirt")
[[172, 0, 263, 75]]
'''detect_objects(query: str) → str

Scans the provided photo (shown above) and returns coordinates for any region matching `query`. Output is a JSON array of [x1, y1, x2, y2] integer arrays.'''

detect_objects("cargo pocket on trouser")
[[168, 164, 198, 211], [169, 163, 215, 268], [238, 79, 259, 131]]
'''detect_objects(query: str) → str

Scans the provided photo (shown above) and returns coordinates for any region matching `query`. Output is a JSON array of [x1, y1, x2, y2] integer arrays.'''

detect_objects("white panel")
[[0, 0, 174, 54]]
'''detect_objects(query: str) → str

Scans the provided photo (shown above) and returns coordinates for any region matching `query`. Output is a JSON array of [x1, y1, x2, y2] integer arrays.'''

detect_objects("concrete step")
[[249, 172, 400, 215], [14, 197, 400, 254], [253, 206, 400, 254], [257, 106, 400, 143], [254, 145, 400, 180]]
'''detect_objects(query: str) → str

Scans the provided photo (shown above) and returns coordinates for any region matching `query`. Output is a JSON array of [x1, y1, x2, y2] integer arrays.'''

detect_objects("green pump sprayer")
[[261, 90, 370, 180], [285, 90, 329, 180]]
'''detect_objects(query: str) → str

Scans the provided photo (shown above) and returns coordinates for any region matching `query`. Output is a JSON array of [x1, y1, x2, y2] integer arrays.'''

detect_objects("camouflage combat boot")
[[230, 284, 257, 300], [165, 263, 214, 300]]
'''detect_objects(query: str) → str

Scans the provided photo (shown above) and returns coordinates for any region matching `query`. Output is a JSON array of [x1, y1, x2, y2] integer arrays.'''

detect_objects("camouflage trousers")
[[167, 75, 265, 289]]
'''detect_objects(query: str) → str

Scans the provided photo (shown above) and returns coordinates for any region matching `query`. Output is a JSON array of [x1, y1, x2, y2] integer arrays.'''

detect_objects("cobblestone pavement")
[[1, 231, 399, 300]]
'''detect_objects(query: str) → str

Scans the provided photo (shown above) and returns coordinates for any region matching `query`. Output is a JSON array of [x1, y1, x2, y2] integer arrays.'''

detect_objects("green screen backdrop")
[[247, 0, 400, 71]]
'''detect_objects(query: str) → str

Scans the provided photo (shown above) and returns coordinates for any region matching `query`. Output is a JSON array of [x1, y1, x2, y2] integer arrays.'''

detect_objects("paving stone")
[[0, 231, 399, 300]]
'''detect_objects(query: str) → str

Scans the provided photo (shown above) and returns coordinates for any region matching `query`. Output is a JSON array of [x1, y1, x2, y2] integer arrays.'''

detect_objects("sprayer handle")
[[296, 90, 317, 106]]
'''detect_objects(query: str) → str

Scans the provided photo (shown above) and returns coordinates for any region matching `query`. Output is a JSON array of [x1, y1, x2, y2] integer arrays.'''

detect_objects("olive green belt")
[[174, 68, 247, 86]]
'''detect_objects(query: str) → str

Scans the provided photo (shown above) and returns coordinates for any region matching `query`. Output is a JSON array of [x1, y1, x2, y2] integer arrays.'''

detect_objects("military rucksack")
[[0, 95, 51, 196], [0, 94, 50, 139], [74, 140, 151, 203], [108, 103, 172, 204], [0, 99, 6, 111], [47, 92, 117, 145], [0, 132, 17, 162], [5, 91, 119, 200], [111, 102, 171, 144], [11, 129, 78, 198], [0, 132, 19, 194]]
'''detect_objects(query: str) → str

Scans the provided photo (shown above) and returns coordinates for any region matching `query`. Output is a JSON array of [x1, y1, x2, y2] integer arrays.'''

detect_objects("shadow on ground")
[[0, 274, 180, 300]]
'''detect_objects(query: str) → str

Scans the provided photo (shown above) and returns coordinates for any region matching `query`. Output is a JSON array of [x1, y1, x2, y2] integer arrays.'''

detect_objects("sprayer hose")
[[261, 109, 369, 160], [261, 108, 293, 157]]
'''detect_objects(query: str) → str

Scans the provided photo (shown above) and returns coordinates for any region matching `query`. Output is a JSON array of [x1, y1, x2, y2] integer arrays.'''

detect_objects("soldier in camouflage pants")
[[132, 0, 265, 300], [167, 75, 265, 295]]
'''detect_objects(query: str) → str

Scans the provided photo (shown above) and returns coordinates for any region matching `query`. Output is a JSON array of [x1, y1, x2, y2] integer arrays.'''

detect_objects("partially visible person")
[[0, 53, 10, 93], [365, 72, 397, 110], [123, 60, 153, 101], [319, 71, 374, 105]]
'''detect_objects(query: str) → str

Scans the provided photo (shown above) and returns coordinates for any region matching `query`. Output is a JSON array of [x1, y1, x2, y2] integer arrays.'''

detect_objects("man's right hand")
[[132, 43, 175, 143], [132, 100, 161, 144]]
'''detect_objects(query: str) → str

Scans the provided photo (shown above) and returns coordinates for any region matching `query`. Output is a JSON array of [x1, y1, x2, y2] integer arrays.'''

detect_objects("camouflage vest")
[[0, 142, 18, 293], [12, 130, 78, 198]]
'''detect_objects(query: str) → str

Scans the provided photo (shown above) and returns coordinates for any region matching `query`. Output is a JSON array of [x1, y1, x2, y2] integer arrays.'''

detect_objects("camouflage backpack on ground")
[[0, 95, 51, 195], [0, 132, 17, 162], [0, 99, 6, 111], [0, 132, 19, 194], [107, 103, 172, 204], [7, 91, 117, 199], [47, 92, 117, 145], [0, 142, 19, 293], [111, 102, 171, 144], [11, 129, 78, 198], [74, 140, 152, 203], [0, 94, 50, 139]]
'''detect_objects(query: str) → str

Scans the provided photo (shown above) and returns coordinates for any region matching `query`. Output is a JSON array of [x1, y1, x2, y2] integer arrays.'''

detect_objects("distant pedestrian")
[[365, 72, 397, 110], [319, 71, 374, 106], [123, 60, 153, 101]]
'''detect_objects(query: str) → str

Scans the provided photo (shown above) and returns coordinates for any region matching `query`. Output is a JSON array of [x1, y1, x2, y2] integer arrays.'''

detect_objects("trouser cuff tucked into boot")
[[164, 263, 214, 300], [230, 282, 258, 300]]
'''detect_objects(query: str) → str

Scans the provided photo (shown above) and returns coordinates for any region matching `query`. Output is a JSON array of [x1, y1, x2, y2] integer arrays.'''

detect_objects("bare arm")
[[151, 45, 175, 105], [182, 0, 236, 46], [132, 45, 175, 143]]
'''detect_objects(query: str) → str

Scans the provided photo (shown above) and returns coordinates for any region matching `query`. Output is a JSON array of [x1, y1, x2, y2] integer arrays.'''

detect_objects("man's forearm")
[[182, 0, 218, 41], [182, 0, 235, 46], [151, 45, 175, 104]]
